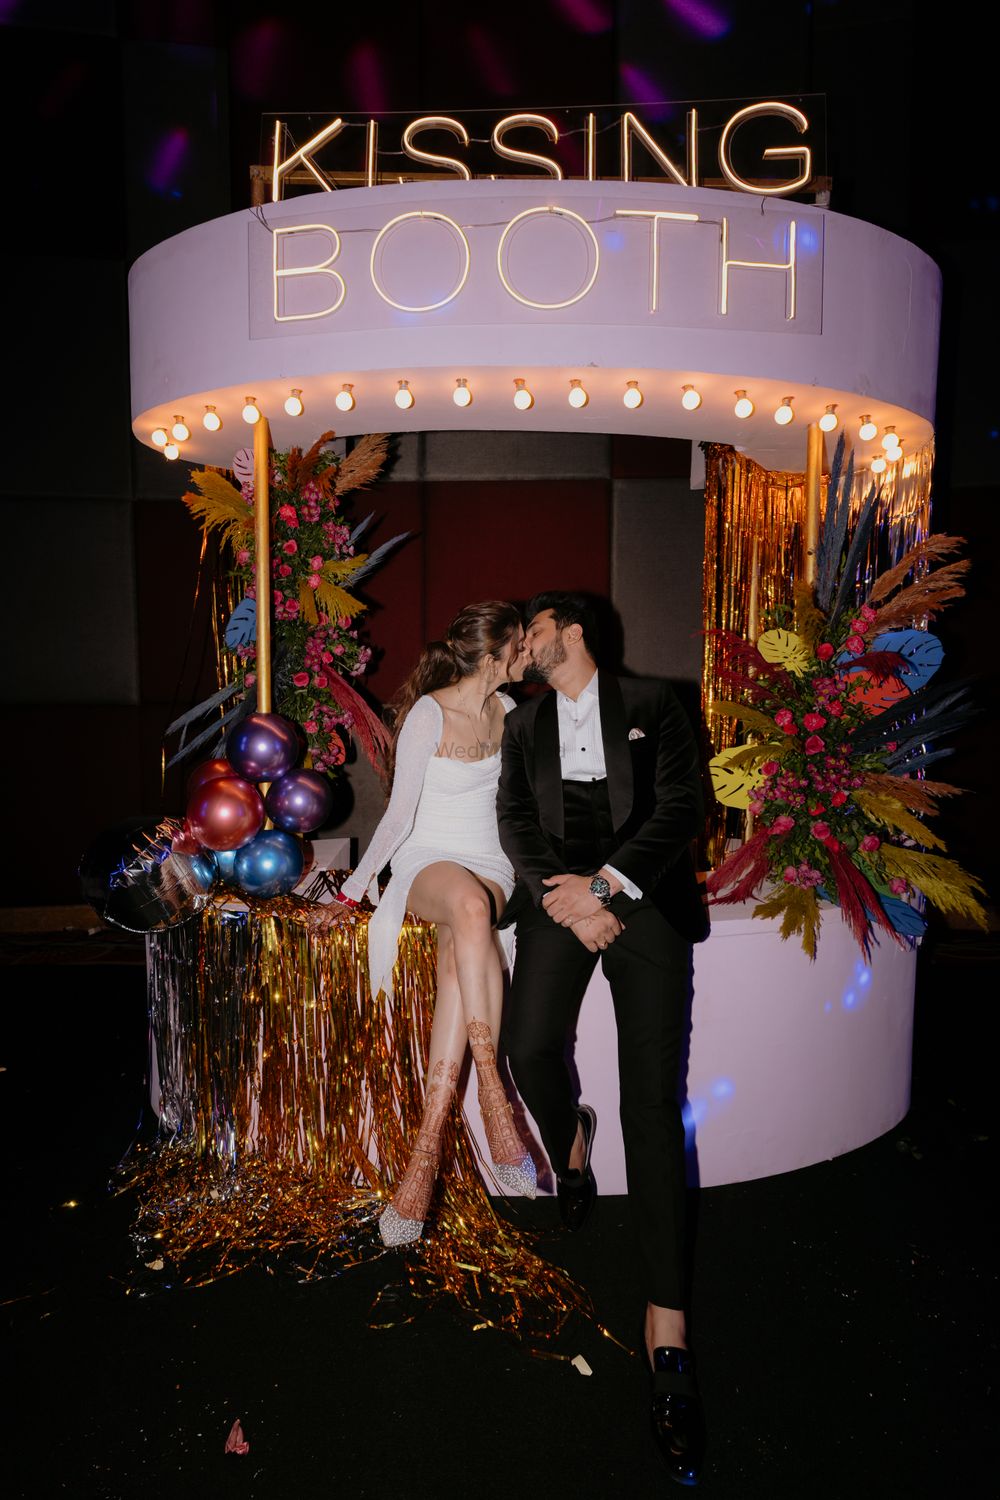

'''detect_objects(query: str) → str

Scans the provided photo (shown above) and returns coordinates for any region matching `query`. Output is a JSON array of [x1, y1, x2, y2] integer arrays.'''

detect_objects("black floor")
[[1, 932, 995, 1499]]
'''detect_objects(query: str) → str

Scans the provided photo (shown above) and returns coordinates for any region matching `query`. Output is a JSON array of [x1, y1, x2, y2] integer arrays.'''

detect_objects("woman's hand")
[[306, 899, 356, 934]]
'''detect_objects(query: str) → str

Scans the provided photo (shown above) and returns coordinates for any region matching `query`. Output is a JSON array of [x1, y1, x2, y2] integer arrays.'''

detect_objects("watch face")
[[590, 875, 612, 902]]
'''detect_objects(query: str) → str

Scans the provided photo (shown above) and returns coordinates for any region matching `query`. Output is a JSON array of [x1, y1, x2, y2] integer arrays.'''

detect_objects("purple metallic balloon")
[[226, 713, 300, 783], [264, 769, 333, 835]]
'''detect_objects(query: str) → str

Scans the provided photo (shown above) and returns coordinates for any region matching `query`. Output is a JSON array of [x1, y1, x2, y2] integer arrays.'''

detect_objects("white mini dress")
[[339, 693, 516, 1001]]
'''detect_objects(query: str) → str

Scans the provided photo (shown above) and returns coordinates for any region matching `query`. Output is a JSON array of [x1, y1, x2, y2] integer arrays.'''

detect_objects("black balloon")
[[79, 817, 219, 933]]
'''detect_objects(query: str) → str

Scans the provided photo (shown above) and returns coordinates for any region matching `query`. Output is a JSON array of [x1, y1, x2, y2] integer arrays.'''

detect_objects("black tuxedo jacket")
[[496, 671, 709, 945]]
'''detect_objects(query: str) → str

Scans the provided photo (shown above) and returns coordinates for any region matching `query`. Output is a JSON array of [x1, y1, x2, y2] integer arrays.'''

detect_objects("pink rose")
[[333, 644, 345, 655], [285, 601, 299, 617], [850, 619, 867, 636], [245, 673, 256, 687], [783, 866, 798, 883], [292, 671, 310, 688], [860, 834, 881, 852], [774, 709, 795, 729], [314, 672, 328, 689], [278, 504, 298, 526], [803, 712, 827, 731], [304, 719, 319, 734], [761, 760, 779, 777], [827, 700, 844, 718], [278, 563, 292, 577], [845, 635, 865, 654], [861, 604, 878, 623], [804, 735, 825, 755], [236, 549, 250, 566], [889, 877, 908, 896], [308, 573, 321, 589], [282, 539, 298, 555], [748, 799, 765, 816], [808, 803, 826, 816], [771, 815, 795, 835], [885, 741, 897, 752], [816, 643, 834, 661], [321, 651, 334, 664], [811, 820, 831, 841], [310, 555, 324, 569], [830, 790, 848, 807]]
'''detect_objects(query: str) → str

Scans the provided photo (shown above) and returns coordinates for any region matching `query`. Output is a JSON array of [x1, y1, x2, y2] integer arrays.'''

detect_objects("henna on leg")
[[392, 1057, 458, 1221]]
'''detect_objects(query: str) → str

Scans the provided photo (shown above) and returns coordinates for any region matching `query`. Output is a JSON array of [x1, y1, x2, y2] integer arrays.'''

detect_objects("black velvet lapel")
[[599, 672, 634, 831], [533, 690, 564, 841]]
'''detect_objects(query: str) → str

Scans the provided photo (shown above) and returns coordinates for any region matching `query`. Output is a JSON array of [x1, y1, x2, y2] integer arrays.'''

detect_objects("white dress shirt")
[[555, 672, 643, 900]]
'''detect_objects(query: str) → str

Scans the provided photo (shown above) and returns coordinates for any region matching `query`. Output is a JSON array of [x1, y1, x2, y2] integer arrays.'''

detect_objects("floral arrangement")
[[706, 438, 987, 958], [170, 432, 405, 774]]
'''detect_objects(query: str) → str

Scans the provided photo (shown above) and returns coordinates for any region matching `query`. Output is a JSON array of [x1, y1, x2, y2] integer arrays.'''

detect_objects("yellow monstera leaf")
[[757, 628, 812, 676], [709, 745, 764, 808]]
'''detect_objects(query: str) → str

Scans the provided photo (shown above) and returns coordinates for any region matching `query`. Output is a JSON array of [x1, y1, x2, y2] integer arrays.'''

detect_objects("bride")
[[330, 600, 535, 1246]]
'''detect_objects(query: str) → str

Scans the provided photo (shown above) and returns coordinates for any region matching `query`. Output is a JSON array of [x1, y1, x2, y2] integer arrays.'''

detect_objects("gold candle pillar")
[[253, 415, 273, 713], [804, 422, 822, 587]]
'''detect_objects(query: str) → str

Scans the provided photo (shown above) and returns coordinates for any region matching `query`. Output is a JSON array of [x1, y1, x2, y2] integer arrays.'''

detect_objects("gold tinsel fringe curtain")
[[701, 442, 934, 858], [126, 901, 596, 1344]]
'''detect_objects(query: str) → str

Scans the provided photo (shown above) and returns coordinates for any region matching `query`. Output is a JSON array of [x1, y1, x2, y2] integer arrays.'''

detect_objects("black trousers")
[[505, 893, 692, 1309]]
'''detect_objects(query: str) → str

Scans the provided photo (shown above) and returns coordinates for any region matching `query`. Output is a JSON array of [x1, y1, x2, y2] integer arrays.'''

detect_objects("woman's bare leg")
[[407, 863, 534, 1188], [389, 926, 465, 1222]]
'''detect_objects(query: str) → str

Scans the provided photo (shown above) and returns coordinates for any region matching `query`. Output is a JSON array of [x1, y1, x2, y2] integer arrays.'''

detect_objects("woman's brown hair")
[[383, 600, 522, 786]]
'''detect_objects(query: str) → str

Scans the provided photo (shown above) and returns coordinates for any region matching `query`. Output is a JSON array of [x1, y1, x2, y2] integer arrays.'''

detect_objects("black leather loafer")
[[651, 1345, 705, 1488], [556, 1104, 597, 1232]]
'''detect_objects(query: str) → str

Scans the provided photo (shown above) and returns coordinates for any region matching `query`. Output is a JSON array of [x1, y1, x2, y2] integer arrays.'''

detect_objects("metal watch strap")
[[589, 875, 612, 908]]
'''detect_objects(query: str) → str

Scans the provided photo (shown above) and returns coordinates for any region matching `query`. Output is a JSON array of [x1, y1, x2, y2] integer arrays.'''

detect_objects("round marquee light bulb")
[[335, 384, 355, 413], [568, 379, 588, 409], [734, 390, 754, 419], [202, 406, 222, 432], [623, 381, 643, 410], [681, 385, 702, 411], [859, 415, 877, 441], [284, 389, 304, 417], [774, 396, 795, 426], [395, 380, 414, 410], [171, 416, 190, 442], [870, 455, 887, 474], [881, 426, 900, 452], [512, 379, 533, 411], [151, 427, 168, 447], [819, 405, 839, 432], [164, 442, 180, 461], [887, 444, 903, 463], [453, 378, 472, 408], [242, 398, 261, 425]]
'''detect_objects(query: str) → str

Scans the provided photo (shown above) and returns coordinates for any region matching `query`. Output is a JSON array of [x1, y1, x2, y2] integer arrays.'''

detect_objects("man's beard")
[[522, 635, 566, 683]]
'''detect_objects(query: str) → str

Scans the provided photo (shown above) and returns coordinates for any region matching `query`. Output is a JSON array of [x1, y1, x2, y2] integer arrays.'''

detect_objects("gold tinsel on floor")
[[701, 441, 934, 862], [123, 898, 596, 1346]]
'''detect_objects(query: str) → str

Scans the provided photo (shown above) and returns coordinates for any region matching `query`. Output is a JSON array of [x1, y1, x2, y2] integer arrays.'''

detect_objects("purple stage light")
[[618, 63, 675, 123], [346, 40, 388, 113], [466, 24, 514, 96], [147, 127, 190, 196], [663, 0, 731, 40], [551, 0, 613, 34]]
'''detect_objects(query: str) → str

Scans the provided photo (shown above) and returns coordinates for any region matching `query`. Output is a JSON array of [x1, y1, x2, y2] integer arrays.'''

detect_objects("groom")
[[497, 592, 709, 1487]]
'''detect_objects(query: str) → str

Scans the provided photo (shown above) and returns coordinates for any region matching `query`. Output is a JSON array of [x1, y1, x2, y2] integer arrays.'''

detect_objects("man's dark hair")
[[526, 591, 601, 656]]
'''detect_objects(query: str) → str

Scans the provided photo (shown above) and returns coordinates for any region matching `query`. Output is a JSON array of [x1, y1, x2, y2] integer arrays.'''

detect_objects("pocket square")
[[628, 727, 645, 741]]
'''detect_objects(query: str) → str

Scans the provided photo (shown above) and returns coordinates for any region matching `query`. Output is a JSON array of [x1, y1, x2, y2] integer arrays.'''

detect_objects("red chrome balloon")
[[186, 758, 233, 799], [186, 775, 265, 852]]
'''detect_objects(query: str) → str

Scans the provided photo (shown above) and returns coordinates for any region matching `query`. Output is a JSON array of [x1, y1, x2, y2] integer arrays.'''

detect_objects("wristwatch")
[[589, 874, 613, 909]]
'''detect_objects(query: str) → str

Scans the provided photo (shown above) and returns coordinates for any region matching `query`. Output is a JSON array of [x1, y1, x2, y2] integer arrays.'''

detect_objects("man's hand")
[[542, 873, 603, 926], [572, 909, 624, 953]]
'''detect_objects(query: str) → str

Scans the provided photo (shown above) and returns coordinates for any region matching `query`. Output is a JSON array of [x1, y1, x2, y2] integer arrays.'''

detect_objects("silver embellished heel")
[[491, 1153, 537, 1200], [378, 1203, 424, 1247]]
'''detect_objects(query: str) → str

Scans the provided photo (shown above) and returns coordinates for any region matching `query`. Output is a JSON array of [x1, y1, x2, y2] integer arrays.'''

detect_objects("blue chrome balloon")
[[215, 848, 239, 884], [226, 712, 300, 783], [264, 768, 333, 835], [233, 830, 305, 897]]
